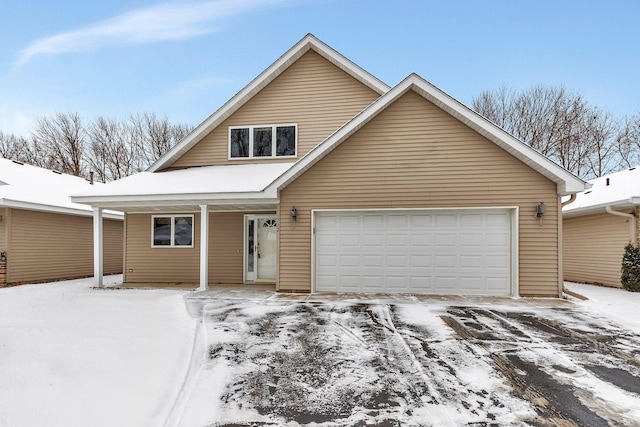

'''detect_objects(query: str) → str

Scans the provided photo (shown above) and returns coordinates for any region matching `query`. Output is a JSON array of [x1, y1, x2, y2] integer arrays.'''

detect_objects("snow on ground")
[[2, 278, 640, 426], [564, 281, 640, 334], [0, 275, 196, 427]]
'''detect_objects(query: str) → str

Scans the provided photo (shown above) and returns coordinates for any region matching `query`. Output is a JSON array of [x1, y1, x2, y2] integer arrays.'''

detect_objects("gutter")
[[605, 206, 637, 246]]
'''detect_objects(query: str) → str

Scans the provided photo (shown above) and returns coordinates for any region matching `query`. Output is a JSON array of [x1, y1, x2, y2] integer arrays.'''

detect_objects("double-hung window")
[[229, 124, 297, 159], [152, 215, 194, 247]]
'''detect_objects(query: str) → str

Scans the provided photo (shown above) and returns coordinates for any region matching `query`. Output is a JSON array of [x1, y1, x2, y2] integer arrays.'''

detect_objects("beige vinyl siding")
[[0, 208, 6, 251], [170, 51, 381, 168], [124, 213, 200, 284], [125, 211, 273, 285], [563, 212, 630, 287], [6, 209, 123, 284], [104, 218, 124, 274], [208, 212, 246, 284], [278, 90, 559, 297]]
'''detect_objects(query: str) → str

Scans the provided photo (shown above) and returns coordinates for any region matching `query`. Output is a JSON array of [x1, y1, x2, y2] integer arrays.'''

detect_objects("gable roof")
[[0, 158, 123, 219], [266, 73, 587, 196], [563, 167, 640, 217], [148, 34, 390, 173]]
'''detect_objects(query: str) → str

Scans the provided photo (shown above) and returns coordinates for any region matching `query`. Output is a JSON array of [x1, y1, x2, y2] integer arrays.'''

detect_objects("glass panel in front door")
[[246, 219, 255, 276], [257, 218, 277, 281]]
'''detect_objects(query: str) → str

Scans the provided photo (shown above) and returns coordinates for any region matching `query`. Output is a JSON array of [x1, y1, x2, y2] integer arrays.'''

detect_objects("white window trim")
[[151, 214, 195, 248], [228, 123, 298, 160]]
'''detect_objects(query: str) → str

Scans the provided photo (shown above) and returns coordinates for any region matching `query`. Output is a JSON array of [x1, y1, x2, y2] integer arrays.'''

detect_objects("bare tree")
[[87, 117, 137, 182], [473, 85, 621, 179], [2, 112, 192, 181], [128, 113, 188, 170], [32, 112, 87, 176], [617, 114, 640, 168]]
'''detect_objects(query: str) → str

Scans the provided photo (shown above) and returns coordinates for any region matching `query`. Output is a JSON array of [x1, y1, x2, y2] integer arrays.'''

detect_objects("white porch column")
[[199, 204, 209, 290], [93, 207, 104, 288]]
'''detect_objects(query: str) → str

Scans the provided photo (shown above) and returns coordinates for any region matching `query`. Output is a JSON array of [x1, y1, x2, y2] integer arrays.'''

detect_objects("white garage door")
[[314, 209, 513, 296]]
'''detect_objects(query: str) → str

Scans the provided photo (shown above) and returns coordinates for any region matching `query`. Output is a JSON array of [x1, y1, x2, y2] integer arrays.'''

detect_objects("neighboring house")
[[72, 34, 586, 297], [563, 167, 640, 288], [0, 159, 123, 285]]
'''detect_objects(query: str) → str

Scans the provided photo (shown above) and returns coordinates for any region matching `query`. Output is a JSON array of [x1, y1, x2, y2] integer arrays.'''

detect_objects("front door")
[[244, 215, 278, 282]]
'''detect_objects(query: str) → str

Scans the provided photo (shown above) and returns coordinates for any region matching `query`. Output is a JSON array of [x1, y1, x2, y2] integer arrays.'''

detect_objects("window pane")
[[153, 217, 172, 246], [253, 127, 272, 157], [174, 217, 193, 246], [230, 128, 249, 158], [276, 126, 296, 156]]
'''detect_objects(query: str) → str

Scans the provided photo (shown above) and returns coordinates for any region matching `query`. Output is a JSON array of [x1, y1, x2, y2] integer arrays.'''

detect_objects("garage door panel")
[[487, 277, 510, 293], [435, 255, 457, 268], [460, 277, 483, 291], [339, 254, 361, 268], [387, 234, 408, 247], [461, 213, 483, 227], [363, 215, 384, 227], [410, 255, 431, 267], [487, 213, 510, 226], [410, 233, 432, 246], [434, 276, 457, 290], [316, 254, 337, 268], [386, 215, 409, 227], [339, 215, 361, 228], [411, 214, 432, 227], [460, 255, 482, 269], [435, 214, 457, 227], [486, 255, 509, 269], [460, 233, 483, 247], [435, 234, 457, 246], [315, 209, 513, 296]]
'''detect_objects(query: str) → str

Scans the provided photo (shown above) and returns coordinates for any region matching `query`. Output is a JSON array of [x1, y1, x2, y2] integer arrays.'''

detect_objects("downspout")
[[561, 193, 577, 207], [558, 193, 579, 297], [605, 206, 637, 246]]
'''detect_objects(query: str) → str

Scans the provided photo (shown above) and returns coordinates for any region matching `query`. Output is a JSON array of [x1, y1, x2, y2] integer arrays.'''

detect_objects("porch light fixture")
[[535, 201, 546, 226], [290, 206, 297, 221]]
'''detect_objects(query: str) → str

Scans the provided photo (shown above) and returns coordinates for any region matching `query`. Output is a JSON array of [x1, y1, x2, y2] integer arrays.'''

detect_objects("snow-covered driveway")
[[178, 290, 640, 426], [1, 278, 639, 427]]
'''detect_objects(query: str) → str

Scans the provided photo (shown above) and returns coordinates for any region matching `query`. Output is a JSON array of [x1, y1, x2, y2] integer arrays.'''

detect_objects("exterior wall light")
[[290, 207, 297, 221], [535, 201, 546, 226]]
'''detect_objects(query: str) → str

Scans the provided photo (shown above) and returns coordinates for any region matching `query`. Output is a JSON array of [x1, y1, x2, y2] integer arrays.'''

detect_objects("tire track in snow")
[[443, 307, 640, 426]]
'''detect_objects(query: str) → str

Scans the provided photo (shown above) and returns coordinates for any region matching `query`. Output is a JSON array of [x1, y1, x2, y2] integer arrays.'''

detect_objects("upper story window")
[[152, 215, 194, 248], [229, 124, 297, 159]]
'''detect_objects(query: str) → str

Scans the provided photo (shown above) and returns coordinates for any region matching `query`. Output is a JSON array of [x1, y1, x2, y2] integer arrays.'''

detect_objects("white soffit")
[[148, 34, 390, 173]]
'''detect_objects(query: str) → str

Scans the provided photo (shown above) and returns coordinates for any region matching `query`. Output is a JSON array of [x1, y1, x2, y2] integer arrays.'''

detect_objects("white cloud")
[[16, 0, 286, 66]]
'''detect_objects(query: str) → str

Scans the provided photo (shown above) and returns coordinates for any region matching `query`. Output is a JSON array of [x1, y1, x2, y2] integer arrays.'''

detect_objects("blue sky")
[[1, 0, 639, 136]]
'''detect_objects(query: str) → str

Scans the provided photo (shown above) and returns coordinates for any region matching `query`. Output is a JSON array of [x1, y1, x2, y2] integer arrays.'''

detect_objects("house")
[[72, 34, 586, 297], [0, 159, 123, 286], [563, 167, 640, 288]]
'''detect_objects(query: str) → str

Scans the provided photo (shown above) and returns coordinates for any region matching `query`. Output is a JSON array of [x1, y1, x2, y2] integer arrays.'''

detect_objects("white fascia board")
[[268, 73, 586, 196], [148, 34, 390, 173], [71, 189, 279, 206], [0, 198, 123, 220]]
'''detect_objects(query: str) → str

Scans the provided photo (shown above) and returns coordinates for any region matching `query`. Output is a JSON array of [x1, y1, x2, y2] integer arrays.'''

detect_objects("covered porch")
[[70, 162, 295, 290]]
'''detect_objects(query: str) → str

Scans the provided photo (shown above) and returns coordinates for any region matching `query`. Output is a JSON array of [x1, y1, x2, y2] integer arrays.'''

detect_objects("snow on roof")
[[0, 158, 123, 219], [72, 162, 295, 203], [563, 167, 640, 216]]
